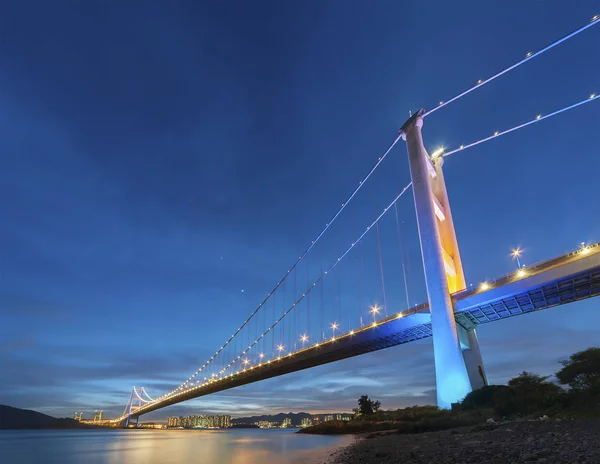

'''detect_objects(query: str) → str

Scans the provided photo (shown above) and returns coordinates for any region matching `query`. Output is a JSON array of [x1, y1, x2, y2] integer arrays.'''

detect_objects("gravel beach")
[[327, 418, 600, 464]]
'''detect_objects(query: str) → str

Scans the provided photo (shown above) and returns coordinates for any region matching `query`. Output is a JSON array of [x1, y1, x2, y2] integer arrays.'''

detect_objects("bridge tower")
[[400, 110, 487, 408], [73, 412, 83, 421], [124, 387, 142, 428], [93, 410, 103, 422]]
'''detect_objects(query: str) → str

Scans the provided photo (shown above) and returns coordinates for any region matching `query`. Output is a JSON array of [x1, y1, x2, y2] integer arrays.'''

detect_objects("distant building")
[[335, 414, 342, 421], [139, 423, 167, 429], [167, 414, 231, 428], [256, 421, 277, 428], [300, 417, 313, 428], [281, 417, 292, 428], [324, 415, 334, 422]]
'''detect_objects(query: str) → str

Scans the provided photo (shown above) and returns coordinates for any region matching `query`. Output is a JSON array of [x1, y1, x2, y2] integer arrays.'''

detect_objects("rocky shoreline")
[[327, 418, 600, 464]]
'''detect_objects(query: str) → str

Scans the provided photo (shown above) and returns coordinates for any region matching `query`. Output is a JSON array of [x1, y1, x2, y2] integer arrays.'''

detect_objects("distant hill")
[[232, 412, 352, 425], [0, 405, 91, 430]]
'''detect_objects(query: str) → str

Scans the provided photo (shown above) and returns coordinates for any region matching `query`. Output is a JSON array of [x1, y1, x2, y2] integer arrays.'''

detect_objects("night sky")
[[1, 1, 599, 421]]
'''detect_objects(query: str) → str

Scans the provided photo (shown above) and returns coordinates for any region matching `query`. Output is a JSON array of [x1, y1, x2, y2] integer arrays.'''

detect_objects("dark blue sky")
[[1, 1, 599, 420]]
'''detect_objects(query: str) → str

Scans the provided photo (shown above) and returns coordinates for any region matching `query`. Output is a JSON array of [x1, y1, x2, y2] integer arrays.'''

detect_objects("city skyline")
[[1, 1, 599, 421]]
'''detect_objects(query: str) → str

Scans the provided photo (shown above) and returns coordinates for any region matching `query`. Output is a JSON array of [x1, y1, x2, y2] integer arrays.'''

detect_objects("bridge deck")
[[128, 244, 600, 419], [454, 243, 600, 327]]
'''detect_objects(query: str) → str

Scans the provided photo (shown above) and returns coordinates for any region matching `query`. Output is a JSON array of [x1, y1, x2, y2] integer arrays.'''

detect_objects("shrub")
[[461, 385, 512, 410], [395, 410, 484, 434]]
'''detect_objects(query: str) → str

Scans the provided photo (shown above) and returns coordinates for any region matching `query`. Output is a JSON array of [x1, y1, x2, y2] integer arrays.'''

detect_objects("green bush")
[[373, 405, 443, 422], [395, 410, 484, 434], [461, 385, 512, 410], [460, 372, 565, 417]]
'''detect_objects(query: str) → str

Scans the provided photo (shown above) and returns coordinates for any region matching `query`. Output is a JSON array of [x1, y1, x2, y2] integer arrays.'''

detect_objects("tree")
[[353, 395, 381, 418], [556, 347, 600, 395], [498, 371, 563, 416], [508, 371, 554, 389]]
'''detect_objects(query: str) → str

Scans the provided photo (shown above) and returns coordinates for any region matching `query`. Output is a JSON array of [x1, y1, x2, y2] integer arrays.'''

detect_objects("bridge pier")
[[401, 111, 486, 408], [125, 415, 139, 428], [457, 323, 487, 390]]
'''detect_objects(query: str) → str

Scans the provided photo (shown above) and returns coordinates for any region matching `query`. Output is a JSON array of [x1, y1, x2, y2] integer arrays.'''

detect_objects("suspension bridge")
[[88, 14, 600, 427]]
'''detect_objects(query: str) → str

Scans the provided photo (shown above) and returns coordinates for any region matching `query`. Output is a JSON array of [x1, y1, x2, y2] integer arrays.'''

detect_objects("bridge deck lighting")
[[592, 15, 599, 22], [397, 313, 403, 319], [526, 52, 532, 57], [349, 330, 355, 335], [371, 322, 377, 328], [516, 269, 526, 278], [591, 93, 596, 99], [536, 114, 541, 120], [480, 282, 490, 291], [277, 344, 284, 352]]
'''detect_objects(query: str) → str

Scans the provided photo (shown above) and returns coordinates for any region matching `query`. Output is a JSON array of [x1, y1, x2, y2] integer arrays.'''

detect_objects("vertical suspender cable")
[[394, 202, 411, 309], [375, 221, 388, 317]]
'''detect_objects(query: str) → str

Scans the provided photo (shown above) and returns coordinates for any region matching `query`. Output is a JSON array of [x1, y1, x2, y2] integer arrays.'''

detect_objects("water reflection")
[[0, 429, 352, 464]]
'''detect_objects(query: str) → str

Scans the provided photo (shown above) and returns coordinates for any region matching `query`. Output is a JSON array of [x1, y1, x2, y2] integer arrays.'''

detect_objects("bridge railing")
[[454, 242, 600, 299]]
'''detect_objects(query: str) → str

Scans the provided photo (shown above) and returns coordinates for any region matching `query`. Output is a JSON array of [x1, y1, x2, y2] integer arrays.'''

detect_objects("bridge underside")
[[454, 245, 600, 328], [133, 312, 434, 416], [130, 245, 600, 418]]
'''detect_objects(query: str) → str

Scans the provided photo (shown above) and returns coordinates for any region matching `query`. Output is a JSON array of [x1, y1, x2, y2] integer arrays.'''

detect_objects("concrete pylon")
[[430, 145, 487, 392], [400, 110, 486, 408]]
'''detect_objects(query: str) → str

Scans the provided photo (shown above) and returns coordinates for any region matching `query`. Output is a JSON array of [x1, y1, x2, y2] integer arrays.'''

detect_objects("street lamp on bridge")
[[370, 304, 380, 324], [511, 247, 523, 268], [330, 323, 338, 340]]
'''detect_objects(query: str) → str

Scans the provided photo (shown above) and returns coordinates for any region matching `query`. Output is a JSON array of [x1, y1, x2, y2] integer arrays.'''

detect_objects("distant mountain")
[[232, 412, 352, 425], [0, 405, 91, 430]]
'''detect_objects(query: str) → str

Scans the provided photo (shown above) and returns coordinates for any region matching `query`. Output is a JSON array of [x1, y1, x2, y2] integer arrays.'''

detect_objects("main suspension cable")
[[424, 15, 600, 118], [168, 134, 404, 397], [215, 182, 414, 377], [443, 93, 599, 158]]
